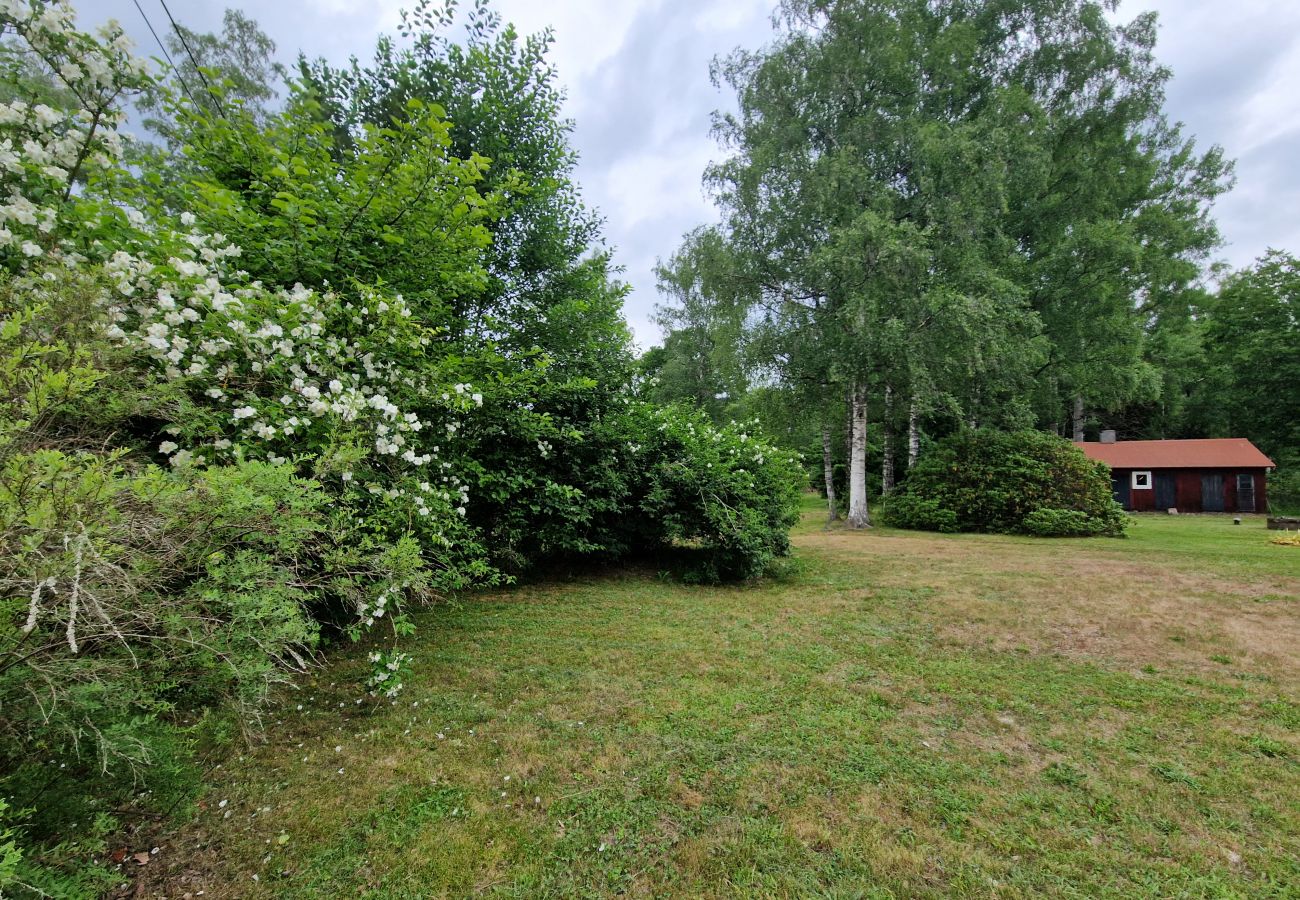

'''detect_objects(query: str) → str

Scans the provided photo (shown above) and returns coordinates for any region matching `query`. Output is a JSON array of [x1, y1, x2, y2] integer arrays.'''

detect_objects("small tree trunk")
[[907, 401, 920, 468], [881, 384, 895, 494], [845, 389, 853, 480], [821, 421, 838, 522], [847, 380, 871, 529], [1072, 396, 1085, 442]]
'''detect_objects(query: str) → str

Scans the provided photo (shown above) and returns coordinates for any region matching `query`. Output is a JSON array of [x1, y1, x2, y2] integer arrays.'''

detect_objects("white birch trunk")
[[847, 381, 871, 529], [821, 421, 838, 522], [1072, 396, 1085, 442], [907, 401, 920, 468], [881, 384, 895, 494]]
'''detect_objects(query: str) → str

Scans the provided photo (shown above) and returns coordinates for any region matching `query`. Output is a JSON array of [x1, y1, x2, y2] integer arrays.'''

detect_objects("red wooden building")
[[1075, 435, 1275, 513]]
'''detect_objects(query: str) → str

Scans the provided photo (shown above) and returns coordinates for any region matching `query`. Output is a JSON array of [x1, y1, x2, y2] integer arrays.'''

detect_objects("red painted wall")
[[1109, 468, 1269, 513]]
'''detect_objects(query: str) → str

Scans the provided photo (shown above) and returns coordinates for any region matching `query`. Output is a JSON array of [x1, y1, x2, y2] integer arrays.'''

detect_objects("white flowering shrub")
[[98, 246, 483, 555], [0, 0, 145, 261], [0, 2, 486, 891]]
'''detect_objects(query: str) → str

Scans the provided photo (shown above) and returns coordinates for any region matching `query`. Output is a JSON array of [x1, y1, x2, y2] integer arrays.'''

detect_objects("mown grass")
[[140, 496, 1300, 898]]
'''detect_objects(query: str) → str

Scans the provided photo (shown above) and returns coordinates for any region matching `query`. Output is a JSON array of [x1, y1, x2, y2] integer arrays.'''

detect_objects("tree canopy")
[[657, 0, 1233, 522]]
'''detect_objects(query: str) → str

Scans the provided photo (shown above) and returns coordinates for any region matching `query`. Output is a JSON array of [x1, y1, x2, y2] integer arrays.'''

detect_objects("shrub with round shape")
[[882, 429, 1127, 537]]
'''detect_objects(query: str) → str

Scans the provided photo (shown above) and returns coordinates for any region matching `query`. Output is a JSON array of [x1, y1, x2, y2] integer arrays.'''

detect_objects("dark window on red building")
[[1237, 474, 1256, 512]]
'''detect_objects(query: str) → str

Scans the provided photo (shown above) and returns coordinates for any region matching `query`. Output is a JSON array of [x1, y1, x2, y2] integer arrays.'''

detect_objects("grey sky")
[[77, 0, 1300, 348]]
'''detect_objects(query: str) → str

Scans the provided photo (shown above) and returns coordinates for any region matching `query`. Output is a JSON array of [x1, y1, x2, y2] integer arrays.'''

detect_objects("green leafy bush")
[[880, 494, 959, 533], [621, 405, 802, 581], [891, 429, 1127, 537], [1021, 507, 1104, 537]]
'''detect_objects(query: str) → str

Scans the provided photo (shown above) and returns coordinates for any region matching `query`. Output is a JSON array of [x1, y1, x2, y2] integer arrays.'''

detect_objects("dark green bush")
[[880, 494, 959, 533], [1267, 463, 1300, 515], [1021, 507, 1103, 537], [892, 429, 1127, 537]]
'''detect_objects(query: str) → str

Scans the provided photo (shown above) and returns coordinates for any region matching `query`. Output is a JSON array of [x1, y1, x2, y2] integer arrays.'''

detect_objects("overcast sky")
[[77, 0, 1300, 348]]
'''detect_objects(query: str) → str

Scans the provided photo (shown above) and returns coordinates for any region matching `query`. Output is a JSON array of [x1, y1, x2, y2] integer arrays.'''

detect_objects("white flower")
[[20, 241, 42, 257], [159, 440, 178, 454], [180, 211, 196, 226], [232, 406, 257, 420]]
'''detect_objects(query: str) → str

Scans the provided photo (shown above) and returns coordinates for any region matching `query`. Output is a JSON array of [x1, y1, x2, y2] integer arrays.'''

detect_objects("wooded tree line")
[[646, 0, 1299, 519]]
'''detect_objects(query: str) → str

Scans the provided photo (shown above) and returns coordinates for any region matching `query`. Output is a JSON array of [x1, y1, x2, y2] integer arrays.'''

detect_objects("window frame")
[[1131, 470, 1153, 490]]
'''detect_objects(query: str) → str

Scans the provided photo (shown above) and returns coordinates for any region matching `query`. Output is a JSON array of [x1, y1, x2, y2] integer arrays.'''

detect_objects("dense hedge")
[[881, 429, 1127, 537]]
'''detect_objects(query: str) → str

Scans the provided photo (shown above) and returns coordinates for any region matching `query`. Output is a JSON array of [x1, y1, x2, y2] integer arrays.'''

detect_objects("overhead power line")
[[130, 0, 200, 110], [157, 0, 229, 120]]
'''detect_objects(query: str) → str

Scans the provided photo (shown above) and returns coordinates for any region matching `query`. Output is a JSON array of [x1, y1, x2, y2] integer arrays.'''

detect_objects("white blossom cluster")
[[0, 1, 484, 634], [0, 1, 148, 257], [95, 227, 483, 524], [365, 649, 412, 699], [0, 2, 482, 516]]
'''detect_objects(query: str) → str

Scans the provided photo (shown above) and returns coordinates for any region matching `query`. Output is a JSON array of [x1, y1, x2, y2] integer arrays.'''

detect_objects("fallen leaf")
[[133, 851, 151, 866]]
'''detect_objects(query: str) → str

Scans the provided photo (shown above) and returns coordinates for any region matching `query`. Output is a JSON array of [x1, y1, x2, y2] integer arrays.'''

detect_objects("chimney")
[[1100, 429, 1117, 444]]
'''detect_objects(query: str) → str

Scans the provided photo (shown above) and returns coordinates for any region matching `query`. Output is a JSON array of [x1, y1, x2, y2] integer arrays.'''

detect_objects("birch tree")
[[660, 0, 1229, 505]]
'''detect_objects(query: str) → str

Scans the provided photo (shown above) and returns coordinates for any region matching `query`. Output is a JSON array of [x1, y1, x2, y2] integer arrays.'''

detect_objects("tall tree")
[[660, 0, 1229, 510], [299, 1, 637, 563], [680, 0, 1045, 527], [992, 2, 1230, 433], [1198, 251, 1300, 467], [299, 0, 621, 364]]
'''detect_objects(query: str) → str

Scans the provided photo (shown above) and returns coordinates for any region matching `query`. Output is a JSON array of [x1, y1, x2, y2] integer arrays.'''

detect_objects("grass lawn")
[[141, 496, 1300, 898]]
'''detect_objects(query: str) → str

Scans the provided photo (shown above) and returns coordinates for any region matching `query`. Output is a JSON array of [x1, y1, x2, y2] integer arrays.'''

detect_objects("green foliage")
[[880, 494, 959, 533], [1021, 507, 1107, 538], [890, 429, 1127, 537], [623, 405, 802, 581], [456, 396, 802, 581], [1268, 468, 1300, 517], [0, 800, 20, 894], [657, 0, 1232, 499], [1200, 251, 1300, 502], [0, 4, 804, 889], [137, 8, 285, 131]]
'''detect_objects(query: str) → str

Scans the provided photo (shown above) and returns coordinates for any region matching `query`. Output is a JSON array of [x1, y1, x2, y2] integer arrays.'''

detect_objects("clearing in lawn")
[[145, 496, 1299, 898]]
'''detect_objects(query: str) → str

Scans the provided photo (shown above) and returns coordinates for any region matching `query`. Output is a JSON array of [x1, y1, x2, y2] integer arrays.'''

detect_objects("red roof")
[[1075, 438, 1275, 470]]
